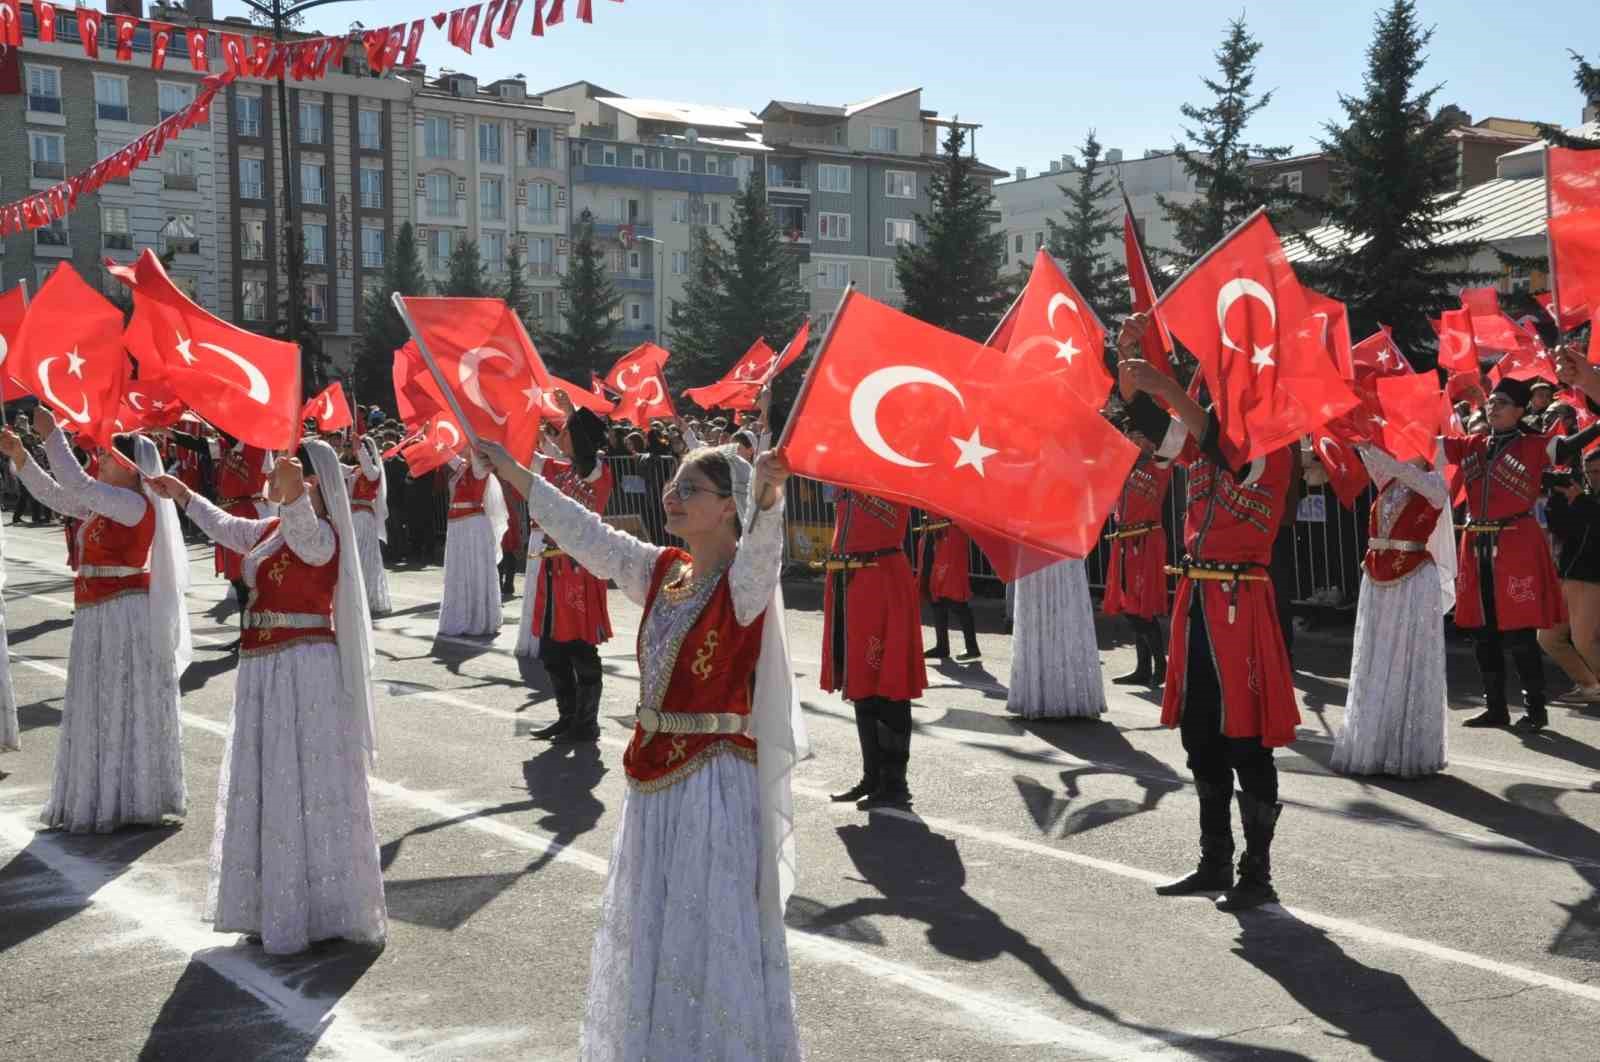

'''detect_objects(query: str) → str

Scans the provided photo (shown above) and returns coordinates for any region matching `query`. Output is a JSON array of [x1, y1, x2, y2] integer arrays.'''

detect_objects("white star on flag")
[[176, 335, 197, 365], [522, 381, 543, 412], [1055, 337, 1080, 364], [950, 427, 998, 477], [1250, 345, 1276, 373], [65, 348, 86, 377]]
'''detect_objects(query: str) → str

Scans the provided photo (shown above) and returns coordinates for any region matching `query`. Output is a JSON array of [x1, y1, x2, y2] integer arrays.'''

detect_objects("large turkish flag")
[[1548, 147, 1600, 331], [1007, 249, 1113, 409], [10, 263, 128, 445], [604, 343, 676, 425], [684, 338, 777, 412]]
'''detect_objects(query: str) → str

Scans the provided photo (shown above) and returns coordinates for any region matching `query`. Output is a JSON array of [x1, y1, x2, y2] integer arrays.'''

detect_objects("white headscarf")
[[134, 436, 192, 679], [360, 434, 390, 542], [467, 450, 510, 563], [1427, 441, 1458, 616], [306, 440, 378, 769], [515, 454, 549, 660]]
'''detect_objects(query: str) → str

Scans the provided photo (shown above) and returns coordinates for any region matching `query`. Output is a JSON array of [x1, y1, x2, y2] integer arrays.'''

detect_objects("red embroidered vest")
[[623, 550, 765, 789], [74, 499, 155, 606], [1455, 433, 1546, 521], [831, 492, 909, 554], [1364, 486, 1441, 584], [1116, 457, 1172, 526], [243, 519, 339, 654], [449, 467, 489, 520], [1179, 447, 1291, 566], [217, 445, 269, 506], [350, 469, 381, 510]]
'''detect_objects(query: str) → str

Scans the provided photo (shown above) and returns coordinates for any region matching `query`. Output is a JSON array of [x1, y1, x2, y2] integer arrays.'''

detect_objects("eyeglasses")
[[663, 477, 731, 504]]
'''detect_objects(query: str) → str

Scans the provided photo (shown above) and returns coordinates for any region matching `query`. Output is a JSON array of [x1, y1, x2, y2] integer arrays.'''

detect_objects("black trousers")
[[1471, 555, 1544, 710], [1270, 527, 1296, 664], [539, 639, 603, 707], [1179, 597, 1277, 835]]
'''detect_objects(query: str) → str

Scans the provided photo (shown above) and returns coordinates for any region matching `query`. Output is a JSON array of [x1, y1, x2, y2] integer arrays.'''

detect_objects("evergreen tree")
[[1538, 52, 1600, 149], [439, 238, 493, 297], [1297, 0, 1489, 363], [665, 227, 730, 389], [707, 171, 807, 368], [353, 222, 427, 411], [1158, 16, 1293, 266], [896, 121, 1008, 340], [500, 243, 536, 334], [273, 228, 330, 391], [546, 209, 622, 378], [1045, 130, 1130, 323]]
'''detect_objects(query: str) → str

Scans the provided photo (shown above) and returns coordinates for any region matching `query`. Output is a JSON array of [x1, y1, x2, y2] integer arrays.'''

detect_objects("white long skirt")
[[1007, 559, 1106, 720], [351, 510, 393, 617], [515, 529, 545, 659], [1333, 568, 1448, 777], [207, 639, 387, 955], [1, 608, 19, 753], [438, 514, 502, 638], [580, 753, 801, 1062], [44, 592, 185, 832]]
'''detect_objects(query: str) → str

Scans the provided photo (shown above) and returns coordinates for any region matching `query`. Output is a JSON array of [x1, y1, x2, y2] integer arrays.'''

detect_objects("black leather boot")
[[1114, 633, 1152, 686], [1464, 669, 1511, 727], [831, 701, 880, 802], [556, 681, 602, 742], [1513, 701, 1549, 732], [925, 602, 951, 659], [1149, 628, 1168, 689], [1156, 781, 1235, 895], [859, 717, 912, 809], [531, 685, 575, 740], [1216, 792, 1282, 911], [955, 605, 981, 662]]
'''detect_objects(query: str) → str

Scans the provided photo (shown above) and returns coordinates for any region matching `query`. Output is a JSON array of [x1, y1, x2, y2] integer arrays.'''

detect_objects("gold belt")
[[1368, 538, 1427, 552], [914, 520, 952, 535], [811, 547, 900, 573], [79, 564, 149, 578], [636, 706, 751, 738], [1109, 522, 1158, 540], [217, 496, 251, 509], [244, 610, 329, 630], [539, 547, 567, 560], [1165, 565, 1268, 583], [1464, 520, 1518, 535], [450, 502, 483, 510]]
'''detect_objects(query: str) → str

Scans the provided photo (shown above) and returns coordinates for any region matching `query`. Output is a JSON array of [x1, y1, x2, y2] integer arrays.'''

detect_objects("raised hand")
[[32, 405, 57, 440], [268, 455, 306, 505], [752, 449, 790, 511], [0, 429, 26, 465], [143, 474, 191, 505]]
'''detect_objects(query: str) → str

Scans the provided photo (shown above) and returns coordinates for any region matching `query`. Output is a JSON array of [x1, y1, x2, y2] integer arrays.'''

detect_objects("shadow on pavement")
[[0, 825, 176, 956], [1012, 719, 1187, 836]]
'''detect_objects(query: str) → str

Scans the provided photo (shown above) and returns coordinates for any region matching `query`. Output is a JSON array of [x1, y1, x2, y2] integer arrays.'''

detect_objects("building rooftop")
[[1285, 176, 1548, 262], [597, 97, 762, 131]]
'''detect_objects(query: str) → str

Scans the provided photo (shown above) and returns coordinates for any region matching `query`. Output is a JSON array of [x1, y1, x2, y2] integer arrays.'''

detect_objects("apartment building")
[[758, 88, 1006, 328], [0, 1, 223, 308], [538, 81, 764, 349], [406, 70, 574, 336]]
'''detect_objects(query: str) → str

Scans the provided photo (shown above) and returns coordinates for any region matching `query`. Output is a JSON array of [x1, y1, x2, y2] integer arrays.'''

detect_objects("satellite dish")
[[685, 128, 699, 143]]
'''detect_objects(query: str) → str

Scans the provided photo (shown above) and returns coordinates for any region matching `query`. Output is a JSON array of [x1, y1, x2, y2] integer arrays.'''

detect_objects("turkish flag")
[[549, 372, 614, 415], [302, 381, 354, 432], [0, 283, 28, 402], [1302, 290, 1353, 381], [113, 249, 302, 450], [1007, 249, 1113, 409], [590, 371, 619, 403], [764, 318, 812, 385], [1548, 147, 1600, 330], [1352, 326, 1409, 380], [1460, 287, 1536, 354], [1489, 343, 1560, 385], [115, 377, 186, 432], [1436, 308, 1480, 374], [150, 23, 173, 71], [782, 291, 1138, 566], [605, 343, 676, 425], [1156, 210, 1359, 461], [684, 338, 777, 412], [247, 35, 272, 76], [219, 33, 246, 76], [499, 0, 524, 37], [402, 19, 426, 66], [394, 295, 546, 462], [1310, 424, 1371, 510], [75, 9, 102, 58], [392, 341, 449, 426], [449, 5, 483, 53], [402, 411, 469, 476], [481, 0, 505, 46], [547, 0, 567, 26], [186, 28, 209, 72], [323, 34, 351, 72], [35, 2, 55, 43], [9, 264, 127, 446], [1372, 371, 1443, 464], [0, 0, 20, 48], [114, 15, 137, 59], [1123, 202, 1175, 377]]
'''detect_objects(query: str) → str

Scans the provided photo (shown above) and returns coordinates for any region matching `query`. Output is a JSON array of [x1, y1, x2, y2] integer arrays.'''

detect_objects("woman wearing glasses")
[[479, 437, 807, 1062]]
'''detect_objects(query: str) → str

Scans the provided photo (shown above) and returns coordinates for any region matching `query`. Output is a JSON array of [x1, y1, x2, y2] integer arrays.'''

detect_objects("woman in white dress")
[[149, 440, 386, 955], [0, 413, 189, 831], [438, 451, 507, 638], [345, 434, 392, 616], [1008, 558, 1107, 720], [1332, 445, 1453, 777], [481, 439, 806, 1061]]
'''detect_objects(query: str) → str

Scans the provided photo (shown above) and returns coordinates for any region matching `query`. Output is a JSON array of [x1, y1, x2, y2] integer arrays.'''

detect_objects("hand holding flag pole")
[[774, 284, 855, 455]]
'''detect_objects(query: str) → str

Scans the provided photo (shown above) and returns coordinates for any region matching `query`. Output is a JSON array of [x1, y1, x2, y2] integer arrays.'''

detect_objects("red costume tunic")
[[1161, 430, 1299, 747], [529, 460, 614, 645], [623, 550, 762, 791], [1364, 484, 1442, 586], [240, 518, 339, 657], [214, 444, 270, 579], [820, 492, 926, 702], [1103, 455, 1173, 620], [448, 465, 490, 520], [74, 502, 155, 608], [348, 466, 381, 514], [1443, 432, 1565, 630], [917, 517, 972, 604]]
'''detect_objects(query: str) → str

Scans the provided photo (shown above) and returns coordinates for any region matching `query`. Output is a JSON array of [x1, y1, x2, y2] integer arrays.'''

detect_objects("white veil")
[[1427, 440, 1457, 617], [134, 436, 192, 679], [516, 454, 549, 660], [475, 450, 510, 563], [360, 434, 390, 542], [306, 440, 378, 770]]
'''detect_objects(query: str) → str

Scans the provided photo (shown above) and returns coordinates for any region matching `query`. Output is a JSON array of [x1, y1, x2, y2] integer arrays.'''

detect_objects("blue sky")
[[214, 0, 1591, 174]]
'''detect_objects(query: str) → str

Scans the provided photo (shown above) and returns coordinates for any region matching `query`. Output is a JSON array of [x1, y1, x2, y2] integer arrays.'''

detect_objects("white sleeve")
[[729, 501, 785, 626], [185, 493, 277, 556], [357, 444, 380, 479], [1360, 446, 1450, 509], [538, 434, 566, 459], [682, 426, 702, 450], [277, 492, 336, 566], [524, 470, 661, 606], [1155, 418, 1189, 461], [44, 431, 147, 527], [16, 458, 91, 520]]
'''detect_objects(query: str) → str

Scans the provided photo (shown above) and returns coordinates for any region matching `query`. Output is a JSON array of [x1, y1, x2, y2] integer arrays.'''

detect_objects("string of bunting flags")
[[0, 0, 626, 234]]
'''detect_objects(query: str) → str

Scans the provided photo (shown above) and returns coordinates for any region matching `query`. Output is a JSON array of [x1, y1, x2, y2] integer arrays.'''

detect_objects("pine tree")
[[273, 228, 330, 392], [439, 239, 492, 297], [500, 243, 536, 334], [1297, 0, 1490, 363], [546, 209, 622, 379], [704, 170, 807, 378], [1158, 16, 1293, 266], [896, 121, 1007, 340], [1538, 52, 1600, 150], [1045, 130, 1130, 323], [353, 222, 427, 412], [665, 227, 730, 390]]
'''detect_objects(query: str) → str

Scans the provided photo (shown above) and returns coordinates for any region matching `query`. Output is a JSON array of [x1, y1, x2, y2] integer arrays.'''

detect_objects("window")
[[532, 290, 557, 329], [885, 262, 903, 292], [818, 212, 851, 241], [102, 207, 132, 251], [815, 310, 834, 334], [358, 109, 383, 150], [26, 66, 61, 114], [300, 162, 325, 205], [159, 82, 196, 121], [241, 219, 265, 261], [602, 145, 618, 167], [707, 202, 721, 226], [361, 227, 384, 269], [1272, 170, 1304, 194], [480, 177, 504, 221], [94, 75, 129, 122], [161, 214, 200, 256], [242, 280, 268, 321], [629, 301, 644, 323], [479, 121, 503, 164], [632, 149, 646, 168], [704, 155, 719, 175], [773, 204, 806, 236], [528, 127, 555, 168], [29, 132, 64, 180], [885, 170, 916, 198], [870, 126, 899, 152], [298, 99, 325, 144], [1013, 233, 1023, 253], [671, 251, 687, 275], [1034, 231, 1044, 250], [605, 248, 625, 275], [482, 231, 505, 273], [425, 173, 453, 217], [304, 223, 327, 266], [239, 158, 264, 200], [37, 218, 69, 249], [424, 116, 452, 159], [428, 228, 454, 271], [885, 219, 915, 246], [305, 283, 328, 324], [627, 250, 642, 273], [678, 153, 692, 173], [671, 199, 687, 224], [816, 261, 850, 289], [817, 163, 851, 194], [528, 236, 554, 276], [359, 166, 384, 209], [526, 182, 554, 225], [235, 95, 262, 137], [164, 148, 197, 191]]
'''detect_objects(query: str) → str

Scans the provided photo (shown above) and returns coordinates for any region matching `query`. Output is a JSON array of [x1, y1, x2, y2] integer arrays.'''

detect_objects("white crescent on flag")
[[848, 366, 963, 469]]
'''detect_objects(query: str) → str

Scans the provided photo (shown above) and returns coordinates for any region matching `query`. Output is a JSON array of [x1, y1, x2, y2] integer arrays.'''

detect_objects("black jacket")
[[1545, 490, 1600, 583]]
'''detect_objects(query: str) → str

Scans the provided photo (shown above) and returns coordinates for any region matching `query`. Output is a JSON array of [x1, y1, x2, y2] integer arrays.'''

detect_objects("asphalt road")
[[2, 520, 1598, 1061]]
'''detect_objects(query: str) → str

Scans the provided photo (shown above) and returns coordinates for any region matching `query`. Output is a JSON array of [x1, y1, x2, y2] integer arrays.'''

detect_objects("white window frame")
[[482, 231, 506, 273], [239, 157, 265, 200], [885, 218, 915, 246], [884, 170, 916, 199], [479, 121, 503, 164], [242, 279, 268, 321], [526, 182, 555, 226], [480, 177, 505, 221], [360, 227, 384, 269], [158, 81, 197, 121], [25, 64, 62, 117], [241, 219, 266, 261], [602, 144, 618, 167], [359, 166, 384, 209], [528, 236, 554, 276], [817, 163, 851, 194], [94, 74, 130, 122], [235, 94, 262, 137], [303, 223, 327, 266], [425, 172, 454, 217], [672, 199, 687, 224], [298, 98, 326, 144], [704, 155, 719, 174], [305, 282, 328, 323], [671, 250, 687, 275], [632, 148, 646, 168], [423, 116, 453, 160], [870, 125, 899, 152], [818, 212, 851, 242], [629, 300, 644, 323], [300, 162, 326, 206], [101, 205, 132, 251], [528, 127, 555, 168], [678, 153, 692, 173], [29, 131, 65, 180], [816, 261, 850, 289], [358, 108, 383, 150]]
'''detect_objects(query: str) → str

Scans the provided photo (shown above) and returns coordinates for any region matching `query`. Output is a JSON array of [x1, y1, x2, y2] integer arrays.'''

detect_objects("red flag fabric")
[[149, 23, 173, 71], [1303, 290, 1353, 381], [323, 34, 351, 72], [0, 283, 27, 402], [392, 341, 449, 425], [547, 0, 566, 25], [1436, 308, 1480, 374], [764, 319, 812, 385], [1373, 372, 1443, 464], [115, 377, 186, 432], [1548, 147, 1600, 331], [186, 28, 209, 72], [247, 35, 272, 75], [684, 338, 777, 412], [481, 0, 505, 46], [548, 373, 614, 416], [0, 1, 21, 48], [35, 1, 55, 43], [395, 296, 546, 462], [1489, 343, 1560, 385], [1351, 326, 1408, 379], [381, 24, 406, 69], [1155, 210, 1359, 460], [1460, 287, 1535, 354], [1122, 203, 1175, 377], [499, 0, 524, 36], [402, 411, 469, 476], [115, 249, 302, 450], [76, 8, 102, 58], [448, 5, 484, 53], [219, 33, 245, 76], [531, 0, 547, 35], [1006, 249, 1113, 409], [302, 381, 354, 432], [605, 343, 676, 425], [1311, 425, 1371, 509], [782, 291, 1138, 568], [10, 264, 127, 445], [402, 19, 426, 66], [986, 291, 1021, 352], [115, 15, 138, 60]]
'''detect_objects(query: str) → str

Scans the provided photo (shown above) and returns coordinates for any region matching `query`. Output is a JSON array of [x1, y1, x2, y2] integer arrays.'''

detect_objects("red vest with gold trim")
[[623, 549, 765, 789], [449, 467, 489, 520], [243, 519, 339, 654], [217, 445, 269, 505], [349, 468, 381, 511], [74, 500, 155, 606], [831, 492, 908, 554], [1364, 485, 1441, 584], [1115, 457, 1172, 526], [1452, 432, 1547, 521]]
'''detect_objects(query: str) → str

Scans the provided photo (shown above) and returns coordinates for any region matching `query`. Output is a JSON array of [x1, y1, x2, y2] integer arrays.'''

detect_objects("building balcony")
[[164, 173, 198, 192], [32, 160, 64, 180], [591, 221, 654, 243], [303, 188, 327, 206], [240, 183, 263, 200], [523, 207, 557, 227], [572, 164, 737, 196], [28, 94, 62, 114], [238, 119, 262, 138], [360, 192, 384, 209], [97, 103, 130, 122], [612, 276, 655, 293], [362, 252, 384, 269]]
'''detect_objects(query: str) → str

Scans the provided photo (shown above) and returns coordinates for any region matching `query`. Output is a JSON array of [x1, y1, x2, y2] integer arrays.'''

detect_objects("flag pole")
[[775, 284, 853, 454], [984, 286, 1024, 348], [1117, 176, 1173, 349], [1544, 144, 1565, 344], [391, 293, 482, 451], [1151, 205, 1271, 312], [1, 280, 28, 427]]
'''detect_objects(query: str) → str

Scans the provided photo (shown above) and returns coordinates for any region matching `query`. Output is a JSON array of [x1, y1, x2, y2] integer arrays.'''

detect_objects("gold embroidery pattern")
[[87, 518, 105, 545], [267, 552, 292, 586], [665, 736, 688, 766], [690, 630, 720, 680], [629, 740, 756, 794]]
